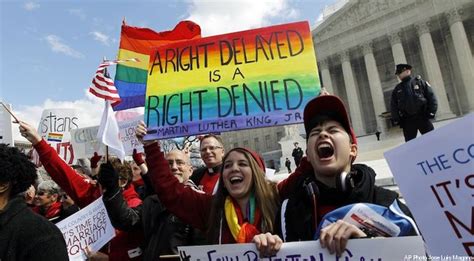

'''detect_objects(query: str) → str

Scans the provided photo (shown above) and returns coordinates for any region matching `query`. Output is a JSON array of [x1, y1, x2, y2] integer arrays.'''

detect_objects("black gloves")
[[98, 162, 119, 195], [427, 112, 435, 119]]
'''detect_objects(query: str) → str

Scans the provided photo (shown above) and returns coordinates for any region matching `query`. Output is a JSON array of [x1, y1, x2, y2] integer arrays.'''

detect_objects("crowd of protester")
[[0, 93, 420, 261]]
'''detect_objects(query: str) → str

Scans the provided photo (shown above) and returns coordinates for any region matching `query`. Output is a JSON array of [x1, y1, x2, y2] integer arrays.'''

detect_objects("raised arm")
[[18, 121, 100, 208], [136, 122, 211, 231]]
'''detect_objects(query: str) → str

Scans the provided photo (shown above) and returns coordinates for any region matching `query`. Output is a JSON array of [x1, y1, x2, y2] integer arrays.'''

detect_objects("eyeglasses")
[[200, 146, 223, 153]]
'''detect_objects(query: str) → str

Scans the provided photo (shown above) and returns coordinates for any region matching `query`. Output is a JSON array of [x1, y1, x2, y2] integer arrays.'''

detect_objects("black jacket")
[[292, 148, 304, 163], [278, 164, 416, 241], [390, 75, 438, 123], [190, 165, 221, 185], [0, 196, 68, 261], [103, 180, 201, 260]]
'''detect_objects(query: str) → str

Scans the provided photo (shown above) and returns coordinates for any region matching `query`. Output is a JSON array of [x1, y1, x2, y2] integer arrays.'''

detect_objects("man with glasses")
[[191, 134, 225, 194], [100, 149, 202, 260]]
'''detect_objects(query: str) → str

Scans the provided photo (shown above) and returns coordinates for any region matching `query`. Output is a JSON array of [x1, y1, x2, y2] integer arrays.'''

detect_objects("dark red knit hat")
[[303, 95, 357, 144]]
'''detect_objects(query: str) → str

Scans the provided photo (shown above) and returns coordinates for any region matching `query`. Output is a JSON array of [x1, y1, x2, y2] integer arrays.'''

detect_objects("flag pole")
[[91, 56, 130, 164], [103, 56, 109, 163]]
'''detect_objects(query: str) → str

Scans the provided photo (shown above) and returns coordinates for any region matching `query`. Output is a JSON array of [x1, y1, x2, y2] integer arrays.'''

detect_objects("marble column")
[[388, 32, 407, 65], [362, 42, 387, 132], [318, 58, 335, 95], [340, 51, 364, 135], [446, 9, 474, 111], [416, 21, 454, 119], [443, 31, 464, 115]]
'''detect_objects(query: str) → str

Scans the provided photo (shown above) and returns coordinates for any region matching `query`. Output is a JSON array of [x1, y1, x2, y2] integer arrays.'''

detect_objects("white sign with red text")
[[37, 109, 81, 164]]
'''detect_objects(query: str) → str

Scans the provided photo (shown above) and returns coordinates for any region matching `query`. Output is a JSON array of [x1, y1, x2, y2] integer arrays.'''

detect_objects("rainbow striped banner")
[[145, 21, 320, 140], [113, 21, 201, 111], [47, 132, 64, 142]]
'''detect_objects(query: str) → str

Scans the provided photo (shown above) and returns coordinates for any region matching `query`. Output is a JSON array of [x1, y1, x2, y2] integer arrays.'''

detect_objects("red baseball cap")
[[303, 95, 357, 144]]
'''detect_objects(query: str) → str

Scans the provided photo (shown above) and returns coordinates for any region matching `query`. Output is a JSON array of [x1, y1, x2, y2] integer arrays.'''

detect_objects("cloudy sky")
[[1, 0, 340, 141]]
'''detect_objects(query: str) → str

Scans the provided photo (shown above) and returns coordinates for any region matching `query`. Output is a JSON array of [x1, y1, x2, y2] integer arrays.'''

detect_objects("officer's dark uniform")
[[390, 64, 438, 142]]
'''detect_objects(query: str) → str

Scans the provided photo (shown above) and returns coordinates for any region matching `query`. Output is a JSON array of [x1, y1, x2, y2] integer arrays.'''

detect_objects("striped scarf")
[[224, 194, 261, 243]]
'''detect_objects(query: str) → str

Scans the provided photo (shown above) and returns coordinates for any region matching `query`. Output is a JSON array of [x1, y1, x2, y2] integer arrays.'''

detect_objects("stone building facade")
[[220, 125, 288, 170], [314, 0, 474, 135], [221, 0, 473, 171]]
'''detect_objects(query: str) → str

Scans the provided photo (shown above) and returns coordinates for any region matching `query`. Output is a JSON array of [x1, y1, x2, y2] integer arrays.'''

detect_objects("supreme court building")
[[314, 0, 474, 135], [221, 0, 473, 171]]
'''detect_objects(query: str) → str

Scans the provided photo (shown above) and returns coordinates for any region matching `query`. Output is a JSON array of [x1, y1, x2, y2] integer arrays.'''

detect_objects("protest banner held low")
[[56, 197, 115, 260], [385, 113, 474, 259], [178, 236, 425, 261], [145, 21, 320, 140]]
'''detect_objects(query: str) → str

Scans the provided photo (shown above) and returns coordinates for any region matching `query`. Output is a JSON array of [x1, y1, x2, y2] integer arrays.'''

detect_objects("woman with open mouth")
[[136, 121, 282, 255]]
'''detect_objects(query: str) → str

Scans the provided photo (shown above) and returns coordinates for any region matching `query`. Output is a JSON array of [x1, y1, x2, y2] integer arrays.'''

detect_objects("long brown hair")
[[206, 148, 280, 243]]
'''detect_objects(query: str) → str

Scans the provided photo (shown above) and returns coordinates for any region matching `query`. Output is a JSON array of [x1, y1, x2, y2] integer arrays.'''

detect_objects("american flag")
[[89, 58, 139, 104]]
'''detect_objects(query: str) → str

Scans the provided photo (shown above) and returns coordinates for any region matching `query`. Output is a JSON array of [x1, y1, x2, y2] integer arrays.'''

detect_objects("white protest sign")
[[385, 113, 474, 259], [38, 109, 81, 164], [118, 115, 144, 155], [56, 196, 115, 260], [0, 103, 14, 146], [178, 236, 425, 261], [38, 108, 79, 142], [70, 126, 106, 159], [71, 115, 144, 159]]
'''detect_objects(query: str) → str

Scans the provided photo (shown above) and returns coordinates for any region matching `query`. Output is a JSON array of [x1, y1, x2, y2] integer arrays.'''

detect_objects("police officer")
[[390, 64, 438, 142]]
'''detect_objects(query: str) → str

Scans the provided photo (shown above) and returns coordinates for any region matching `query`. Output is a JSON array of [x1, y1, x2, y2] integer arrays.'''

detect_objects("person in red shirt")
[[18, 121, 144, 260]]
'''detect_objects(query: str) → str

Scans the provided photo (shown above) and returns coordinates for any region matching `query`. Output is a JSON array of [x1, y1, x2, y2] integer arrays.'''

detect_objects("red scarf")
[[33, 201, 62, 220]]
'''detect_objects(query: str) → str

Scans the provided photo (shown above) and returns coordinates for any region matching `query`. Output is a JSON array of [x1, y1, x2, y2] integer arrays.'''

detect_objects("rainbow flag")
[[113, 21, 201, 111], [47, 132, 63, 142]]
